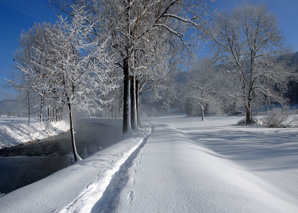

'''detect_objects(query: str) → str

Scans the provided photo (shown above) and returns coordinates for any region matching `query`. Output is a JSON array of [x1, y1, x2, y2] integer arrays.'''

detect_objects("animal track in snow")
[[127, 190, 134, 204]]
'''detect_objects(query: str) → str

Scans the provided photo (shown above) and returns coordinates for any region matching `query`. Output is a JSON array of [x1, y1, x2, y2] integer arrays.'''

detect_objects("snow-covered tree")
[[184, 58, 217, 120], [8, 6, 116, 161], [51, 0, 210, 134], [209, 4, 288, 124], [41, 7, 116, 161], [135, 29, 178, 124], [214, 67, 243, 115], [6, 22, 57, 123]]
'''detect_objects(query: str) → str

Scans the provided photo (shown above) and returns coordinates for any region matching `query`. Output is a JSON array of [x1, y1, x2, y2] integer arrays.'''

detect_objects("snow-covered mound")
[[0, 116, 69, 149]]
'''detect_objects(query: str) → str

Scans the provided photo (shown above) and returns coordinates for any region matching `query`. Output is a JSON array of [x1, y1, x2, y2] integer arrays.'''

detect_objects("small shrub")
[[264, 108, 289, 128], [237, 117, 258, 125]]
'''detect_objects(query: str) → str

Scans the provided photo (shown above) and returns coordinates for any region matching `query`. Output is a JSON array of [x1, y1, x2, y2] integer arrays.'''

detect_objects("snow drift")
[[0, 116, 69, 149]]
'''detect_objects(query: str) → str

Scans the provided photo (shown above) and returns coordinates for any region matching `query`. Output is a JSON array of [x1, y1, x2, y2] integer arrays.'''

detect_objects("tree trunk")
[[48, 106, 51, 122], [265, 96, 269, 115], [130, 75, 137, 130], [27, 91, 31, 125], [200, 105, 205, 121], [111, 104, 114, 119], [40, 96, 44, 123], [136, 80, 141, 127], [53, 108, 56, 122], [122, 58, 131, 134], [68, 103, 81, 162], [246, 97, 253, 124]]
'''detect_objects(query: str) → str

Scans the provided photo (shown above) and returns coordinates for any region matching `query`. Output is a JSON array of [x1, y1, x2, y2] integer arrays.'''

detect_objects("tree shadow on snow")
[[179, 127, 298, 171]]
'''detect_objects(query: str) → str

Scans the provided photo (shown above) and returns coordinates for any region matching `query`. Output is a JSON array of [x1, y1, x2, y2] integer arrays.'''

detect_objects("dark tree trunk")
[[246, 97, 253, 124], [27, 91, 31, 125], [40, 96, 44, 123], [136, 80, 141, 127], [68, 103, 80, 162], [53, 108, 56, 122], [130, 75, 137, 130], [122, 58, 131, 134], [48, 107, 51, 122], [200, 105, 205, 121]]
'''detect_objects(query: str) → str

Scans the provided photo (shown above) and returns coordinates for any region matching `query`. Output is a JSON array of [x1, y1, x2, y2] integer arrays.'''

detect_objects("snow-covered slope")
[[0, 116, 69, 149]]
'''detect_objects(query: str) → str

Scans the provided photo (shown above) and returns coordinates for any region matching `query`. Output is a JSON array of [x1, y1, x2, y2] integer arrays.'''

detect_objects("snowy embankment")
[[0, 125, 151, 213], [0, 116, 69, 149]]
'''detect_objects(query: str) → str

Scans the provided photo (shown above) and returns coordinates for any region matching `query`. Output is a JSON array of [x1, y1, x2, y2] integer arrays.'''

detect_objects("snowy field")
[[0, 115, 298, 212], [0, 116, 69, 149]]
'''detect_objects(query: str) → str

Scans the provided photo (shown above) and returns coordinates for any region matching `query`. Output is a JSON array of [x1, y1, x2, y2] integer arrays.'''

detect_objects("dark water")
[[0, 119, 122, 194]]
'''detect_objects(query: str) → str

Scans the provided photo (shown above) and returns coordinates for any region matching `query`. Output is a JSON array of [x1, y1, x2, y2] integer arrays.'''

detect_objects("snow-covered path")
[[109, 120, 298, 213]]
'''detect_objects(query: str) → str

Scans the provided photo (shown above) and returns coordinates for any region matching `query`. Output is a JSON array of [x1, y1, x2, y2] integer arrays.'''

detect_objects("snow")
[[0, 124, 151, 213], [0, 115, 298, 212], [0, 116, 69, 149], [114, 117, 298, 213]]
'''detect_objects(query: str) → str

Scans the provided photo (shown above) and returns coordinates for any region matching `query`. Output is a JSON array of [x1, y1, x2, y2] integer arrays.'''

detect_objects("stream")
[[0, 118, 122, 194]]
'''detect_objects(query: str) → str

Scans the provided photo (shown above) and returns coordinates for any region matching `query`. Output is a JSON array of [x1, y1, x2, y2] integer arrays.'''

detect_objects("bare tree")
[[209, 4, 288, 124]]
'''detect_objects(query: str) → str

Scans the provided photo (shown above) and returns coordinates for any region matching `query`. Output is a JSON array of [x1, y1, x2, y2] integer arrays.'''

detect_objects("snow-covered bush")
[[237, 117, 258, 125], [264, 108, 290, 128]]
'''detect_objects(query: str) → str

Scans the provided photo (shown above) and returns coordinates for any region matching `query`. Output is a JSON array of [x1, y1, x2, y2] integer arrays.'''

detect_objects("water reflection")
[[0, 156, 70, 194]]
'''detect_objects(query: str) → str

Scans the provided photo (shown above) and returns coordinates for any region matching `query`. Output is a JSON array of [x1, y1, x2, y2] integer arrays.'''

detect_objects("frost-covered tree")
[[51, 0, 209, 134], [8, 6, 116, 161], [41, 7, 116, 161], [185, 58, 216, 120], [6, 22, 57, 123], [214, 67, 243, 115], [209, 4, 288, 124], [135, 28, 178, 124]]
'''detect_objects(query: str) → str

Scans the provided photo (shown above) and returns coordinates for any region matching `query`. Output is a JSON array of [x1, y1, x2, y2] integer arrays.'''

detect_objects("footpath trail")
[[98, 122, 298, 213]]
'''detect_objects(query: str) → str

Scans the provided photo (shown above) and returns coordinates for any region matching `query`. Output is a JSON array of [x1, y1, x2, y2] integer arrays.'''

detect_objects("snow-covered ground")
[[0, 115, 298, 212], [0, 124, 151, 213], [0, 116, 69, 149]]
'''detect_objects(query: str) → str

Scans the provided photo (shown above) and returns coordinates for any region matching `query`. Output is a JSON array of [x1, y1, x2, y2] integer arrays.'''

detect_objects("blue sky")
[[0, 0, 297, 101], [0, 0, 58, 101]]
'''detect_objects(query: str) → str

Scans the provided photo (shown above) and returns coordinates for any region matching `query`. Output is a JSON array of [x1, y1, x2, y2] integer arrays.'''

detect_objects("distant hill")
[[277, 52, 298, 66]]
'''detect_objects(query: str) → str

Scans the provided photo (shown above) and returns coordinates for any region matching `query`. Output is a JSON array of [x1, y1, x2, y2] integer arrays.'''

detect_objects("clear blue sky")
[[0, 0, 297, 101], [0, 0, 58, 101]]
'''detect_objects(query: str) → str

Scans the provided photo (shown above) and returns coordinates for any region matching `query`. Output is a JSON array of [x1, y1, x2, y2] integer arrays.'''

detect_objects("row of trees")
[[8, 7, 118, 161], [8, 0, 211, 161], [50, 0, 211, 134]]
